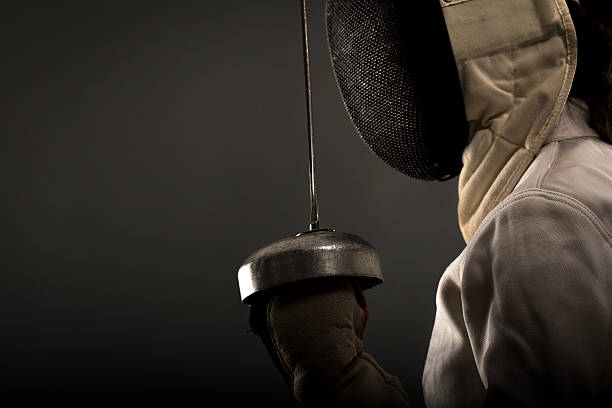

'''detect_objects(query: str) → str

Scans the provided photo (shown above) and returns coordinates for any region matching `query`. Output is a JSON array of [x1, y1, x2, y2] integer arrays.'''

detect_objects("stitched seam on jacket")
[[454, 30, 558, 65], [470, 189, 612, 248], [479, 0, 576, 228], [460, 188, 612, 391], [537, 141, 560, 189], [533, 0, 576, 151]]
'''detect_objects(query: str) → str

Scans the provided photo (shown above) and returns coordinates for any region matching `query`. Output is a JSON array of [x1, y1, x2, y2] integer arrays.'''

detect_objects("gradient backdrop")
[[1, 1, 465, 406]]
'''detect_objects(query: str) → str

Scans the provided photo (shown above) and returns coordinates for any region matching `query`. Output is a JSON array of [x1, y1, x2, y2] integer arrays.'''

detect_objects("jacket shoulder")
[[467, 188, 612, 264], [513, 137, 612, 234], [425, 188, 612, 406], [460, 188, 612, 404]]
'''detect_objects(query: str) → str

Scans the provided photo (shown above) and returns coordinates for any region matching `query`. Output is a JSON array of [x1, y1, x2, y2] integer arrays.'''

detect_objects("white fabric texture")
[[441, 0, 577, 242], [423, 100, 612, 407]]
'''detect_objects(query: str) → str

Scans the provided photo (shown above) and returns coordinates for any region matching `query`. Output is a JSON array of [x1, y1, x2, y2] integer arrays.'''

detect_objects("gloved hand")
[[249, 277, 412, 407]]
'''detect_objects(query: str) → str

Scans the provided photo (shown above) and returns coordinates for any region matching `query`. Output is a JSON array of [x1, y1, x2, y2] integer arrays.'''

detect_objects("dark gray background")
[[1, 1, 464, 405]]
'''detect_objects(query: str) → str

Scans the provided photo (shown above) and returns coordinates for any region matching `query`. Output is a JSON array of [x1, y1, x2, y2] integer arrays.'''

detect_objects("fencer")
[[242, 0, 612, 406]]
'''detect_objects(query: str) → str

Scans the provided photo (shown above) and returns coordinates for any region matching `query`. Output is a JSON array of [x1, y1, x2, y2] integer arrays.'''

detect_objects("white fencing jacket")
[[423, 100, 612, 406]]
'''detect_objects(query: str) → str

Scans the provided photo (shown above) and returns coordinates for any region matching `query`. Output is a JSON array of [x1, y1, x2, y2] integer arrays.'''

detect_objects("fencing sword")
[[237, 0, 383, 304], [302, 0, 319, 232]]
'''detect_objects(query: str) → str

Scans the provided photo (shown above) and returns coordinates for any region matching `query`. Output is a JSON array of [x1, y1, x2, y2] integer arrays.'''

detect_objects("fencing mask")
[[328, 0, 578, 242], [326, 0, 469, 181]]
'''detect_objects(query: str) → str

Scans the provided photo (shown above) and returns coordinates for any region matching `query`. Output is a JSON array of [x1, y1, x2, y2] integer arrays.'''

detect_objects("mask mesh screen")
[[327, 0, 438, 180]]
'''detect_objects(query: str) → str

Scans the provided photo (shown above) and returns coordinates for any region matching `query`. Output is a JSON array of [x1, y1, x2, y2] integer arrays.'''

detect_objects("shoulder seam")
[[469, 188, 612, 250], [537, 141, 559, 189]]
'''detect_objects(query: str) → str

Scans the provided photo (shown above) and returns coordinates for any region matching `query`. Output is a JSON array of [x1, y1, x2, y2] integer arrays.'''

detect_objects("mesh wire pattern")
[[326, 0, 467, 181]]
